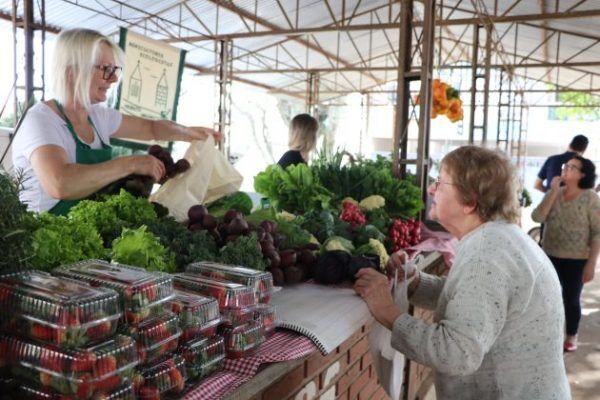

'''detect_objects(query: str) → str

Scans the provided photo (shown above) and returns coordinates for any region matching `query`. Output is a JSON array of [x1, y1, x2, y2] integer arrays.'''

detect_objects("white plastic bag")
[[369, 253, 423, 400], [150, 136, 242, 221]]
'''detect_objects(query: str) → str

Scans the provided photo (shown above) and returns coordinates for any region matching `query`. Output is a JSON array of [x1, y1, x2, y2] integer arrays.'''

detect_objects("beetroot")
[[202, 214, 217, 230], [228, 217, 249, 235], [265, 250, 281, 269], [269, 268, 285, 286], [284, 266, 304, 284], [148, 144, 163, 157], [224, 209, 241, 223], [298, 248, 317, 266], [174, 158, 190, 173], [188, 205, 208, 223], [278, 249, 297, 269]]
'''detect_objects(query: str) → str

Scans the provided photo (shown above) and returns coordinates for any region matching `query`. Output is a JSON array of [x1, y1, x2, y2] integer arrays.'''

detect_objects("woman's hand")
[[583, 260, 596, 283], [130, 155, 166, 182], [550, 176, 562, 192], [186, 126, 222, 142], [354, 268, 402, 329], [386, 251, 420, 292]]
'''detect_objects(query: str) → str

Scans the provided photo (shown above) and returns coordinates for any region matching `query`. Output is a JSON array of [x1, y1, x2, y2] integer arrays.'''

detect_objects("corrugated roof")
[[1, 0, 599, 101]]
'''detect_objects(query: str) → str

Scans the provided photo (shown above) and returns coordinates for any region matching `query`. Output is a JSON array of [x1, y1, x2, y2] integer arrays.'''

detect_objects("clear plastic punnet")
[[125, 310, 182, 365], [14, 382, 136, 400], [168, 290, 222, 343], [173, 273, 256, 310], [186, 262, 274, 303], [220, 305, 255, 327], [54, 260, 174, 324], [136, 354, 187, 399], [0, 271, 121, 348], [178, 336, 225, 381], [0, 333, 138, 399], [254, 304, 278, 337], [220, 320, 265, 359]]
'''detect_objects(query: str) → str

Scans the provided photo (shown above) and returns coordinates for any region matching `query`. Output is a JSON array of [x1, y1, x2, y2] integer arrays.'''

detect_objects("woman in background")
[[532, 155, 600, 352], [277, 113, 318, 169]]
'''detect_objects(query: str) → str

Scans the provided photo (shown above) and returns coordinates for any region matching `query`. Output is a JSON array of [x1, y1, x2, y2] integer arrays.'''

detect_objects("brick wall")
[[249, 323, 391, 400]]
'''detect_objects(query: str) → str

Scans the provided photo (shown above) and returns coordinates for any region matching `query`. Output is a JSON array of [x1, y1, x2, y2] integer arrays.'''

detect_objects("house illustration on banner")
[[155, 69, 168, 109], [128, 60, 142, 102]]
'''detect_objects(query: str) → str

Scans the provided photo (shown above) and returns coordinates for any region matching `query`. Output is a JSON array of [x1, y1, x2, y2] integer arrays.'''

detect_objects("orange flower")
[[446, 97, 464, 122]]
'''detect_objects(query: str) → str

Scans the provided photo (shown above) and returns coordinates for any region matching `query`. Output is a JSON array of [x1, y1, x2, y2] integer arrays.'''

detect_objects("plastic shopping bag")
[[369, 253, 424, 400], [150, 136, 242, 221]]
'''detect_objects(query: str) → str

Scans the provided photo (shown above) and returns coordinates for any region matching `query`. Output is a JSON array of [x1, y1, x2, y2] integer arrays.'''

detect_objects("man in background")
[[535, 134, 589, 192]]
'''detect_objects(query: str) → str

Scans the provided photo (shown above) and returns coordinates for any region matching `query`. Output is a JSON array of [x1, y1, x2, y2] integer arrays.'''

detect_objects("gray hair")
[[51, 28, 123, 110]]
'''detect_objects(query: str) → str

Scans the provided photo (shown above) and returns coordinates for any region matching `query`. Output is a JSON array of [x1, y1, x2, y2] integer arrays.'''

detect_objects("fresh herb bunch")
[[219, 232, 267, 271], [0, 171, 37, 272]]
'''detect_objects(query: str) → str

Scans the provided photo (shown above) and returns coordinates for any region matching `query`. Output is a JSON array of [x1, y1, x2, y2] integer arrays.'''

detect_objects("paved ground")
[[565, 261, 600, 399]]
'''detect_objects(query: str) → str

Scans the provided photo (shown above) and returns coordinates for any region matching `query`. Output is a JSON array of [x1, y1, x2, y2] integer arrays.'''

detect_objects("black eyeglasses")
[[95, 64, 122, 80]]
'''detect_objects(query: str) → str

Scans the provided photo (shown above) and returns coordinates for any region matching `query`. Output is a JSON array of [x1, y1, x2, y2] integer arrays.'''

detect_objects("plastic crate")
[[54, 260, 174, 324], [168, 290, 222, 343], [125, 310, 181, 366], [136, 354, 187, 399], [178, 335, 225, 381], [0, 333, 138, 398], [172, 273, 255, 310], [0, 271, 121, 348], [186, 262, 274, 303]]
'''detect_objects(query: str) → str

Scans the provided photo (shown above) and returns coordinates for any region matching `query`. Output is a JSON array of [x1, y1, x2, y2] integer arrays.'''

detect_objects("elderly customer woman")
[[12, 28, 220, 215], [532, 155, 600, 352], [354, 146, 570, 399]]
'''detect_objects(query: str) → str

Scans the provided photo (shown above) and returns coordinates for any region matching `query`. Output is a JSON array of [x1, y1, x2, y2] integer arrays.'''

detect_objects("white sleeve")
[[13, 108, 70, 163], [90, 105, 123, 142]]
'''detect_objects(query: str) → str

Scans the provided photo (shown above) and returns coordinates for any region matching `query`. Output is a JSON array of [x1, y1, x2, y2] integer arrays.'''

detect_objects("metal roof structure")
[[1, 0, 600, 102]]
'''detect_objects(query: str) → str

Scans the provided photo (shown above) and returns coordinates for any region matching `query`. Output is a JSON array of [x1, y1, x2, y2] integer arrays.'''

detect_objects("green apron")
[[48, 100, 112, 215]]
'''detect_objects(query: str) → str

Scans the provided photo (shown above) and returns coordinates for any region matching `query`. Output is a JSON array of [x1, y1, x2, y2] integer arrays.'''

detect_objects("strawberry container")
[[254, 304, 278, 337], [186, 262, 274, 303], [168, 290, 221, 344], [136, 354, 187, 399], [178, 336, 225, 381], [220, 306, 255, 327], [14, 381, 136, 400], [219, 320, 265, 359], [0, 271, 121, 348], [125, 311, 181, 366], [173, 273, 256, 310], [0, 333, 138, 399], [54, 260, 174, 325]]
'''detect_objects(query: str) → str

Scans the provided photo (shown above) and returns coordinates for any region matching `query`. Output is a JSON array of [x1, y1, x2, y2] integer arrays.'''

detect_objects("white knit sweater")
[[391, 221, 571, 400]]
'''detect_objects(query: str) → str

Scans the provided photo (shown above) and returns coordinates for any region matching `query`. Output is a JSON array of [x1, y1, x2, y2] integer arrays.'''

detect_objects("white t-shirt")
[[12, 102, 123, 212]]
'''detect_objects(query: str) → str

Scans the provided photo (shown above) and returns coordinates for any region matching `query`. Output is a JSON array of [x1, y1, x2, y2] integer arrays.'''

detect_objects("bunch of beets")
[[148, 145, 190, 184]]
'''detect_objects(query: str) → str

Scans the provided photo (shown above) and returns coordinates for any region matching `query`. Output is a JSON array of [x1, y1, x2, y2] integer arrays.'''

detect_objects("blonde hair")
[[288, 114, 319, 153], [442, 146, 520, 223], [52, 28, 123, 110]]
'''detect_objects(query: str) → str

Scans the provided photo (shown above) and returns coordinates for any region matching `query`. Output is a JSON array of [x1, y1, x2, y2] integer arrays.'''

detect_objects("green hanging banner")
[[116, 28, 187, 121]]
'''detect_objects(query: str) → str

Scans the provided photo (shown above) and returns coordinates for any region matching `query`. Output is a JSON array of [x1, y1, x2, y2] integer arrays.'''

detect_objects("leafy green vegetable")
[[355, 238, 389, 270], [323, 236, 355, 254], [219, 233, 267, 271], [145, 217, 218, 270], [300, 210, 336, 244], [0, 171, 37, 272], [111, 225, 175, 272], [274, 217, 312, 249], [206, 191, 254, 217], [254, 164, 332, 213], [31, 213, 106, 271], [354, 224, 386, 247]]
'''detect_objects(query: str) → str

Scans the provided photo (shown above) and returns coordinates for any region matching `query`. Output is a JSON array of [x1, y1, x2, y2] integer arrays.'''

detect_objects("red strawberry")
[[86, 320, 113, 340], [70, 351, 97, 373], [76, 374, 94, 398], [168, 368, 185, 392], [94, 373, 121, 391], [132, 372, 145, 391], [123, 286, 134, 300], [31, 323, 54, 341], [143, 285, 157, 302], [138, 385, 160, 400], [94, 355, 117, 377], [171, 301, 183, 314]]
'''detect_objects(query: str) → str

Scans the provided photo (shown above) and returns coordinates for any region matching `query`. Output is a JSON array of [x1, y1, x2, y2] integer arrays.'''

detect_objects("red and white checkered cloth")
[[183, 329, 316, 400]]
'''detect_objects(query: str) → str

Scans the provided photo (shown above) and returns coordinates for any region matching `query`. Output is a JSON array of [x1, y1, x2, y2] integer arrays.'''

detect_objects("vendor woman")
[[12, 28, 220, 214]]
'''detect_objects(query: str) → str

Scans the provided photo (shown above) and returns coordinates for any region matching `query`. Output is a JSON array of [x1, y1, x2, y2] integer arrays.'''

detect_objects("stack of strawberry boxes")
[[175, 262, 276, 359], [54, 260, 188, 400], [0, 270, 138, 399]]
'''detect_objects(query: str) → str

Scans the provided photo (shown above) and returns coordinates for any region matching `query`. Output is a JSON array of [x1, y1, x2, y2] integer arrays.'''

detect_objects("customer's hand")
[[386, 251, 416, 282], [550, 176, 562, 192], [354, 268, 401, 329]]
